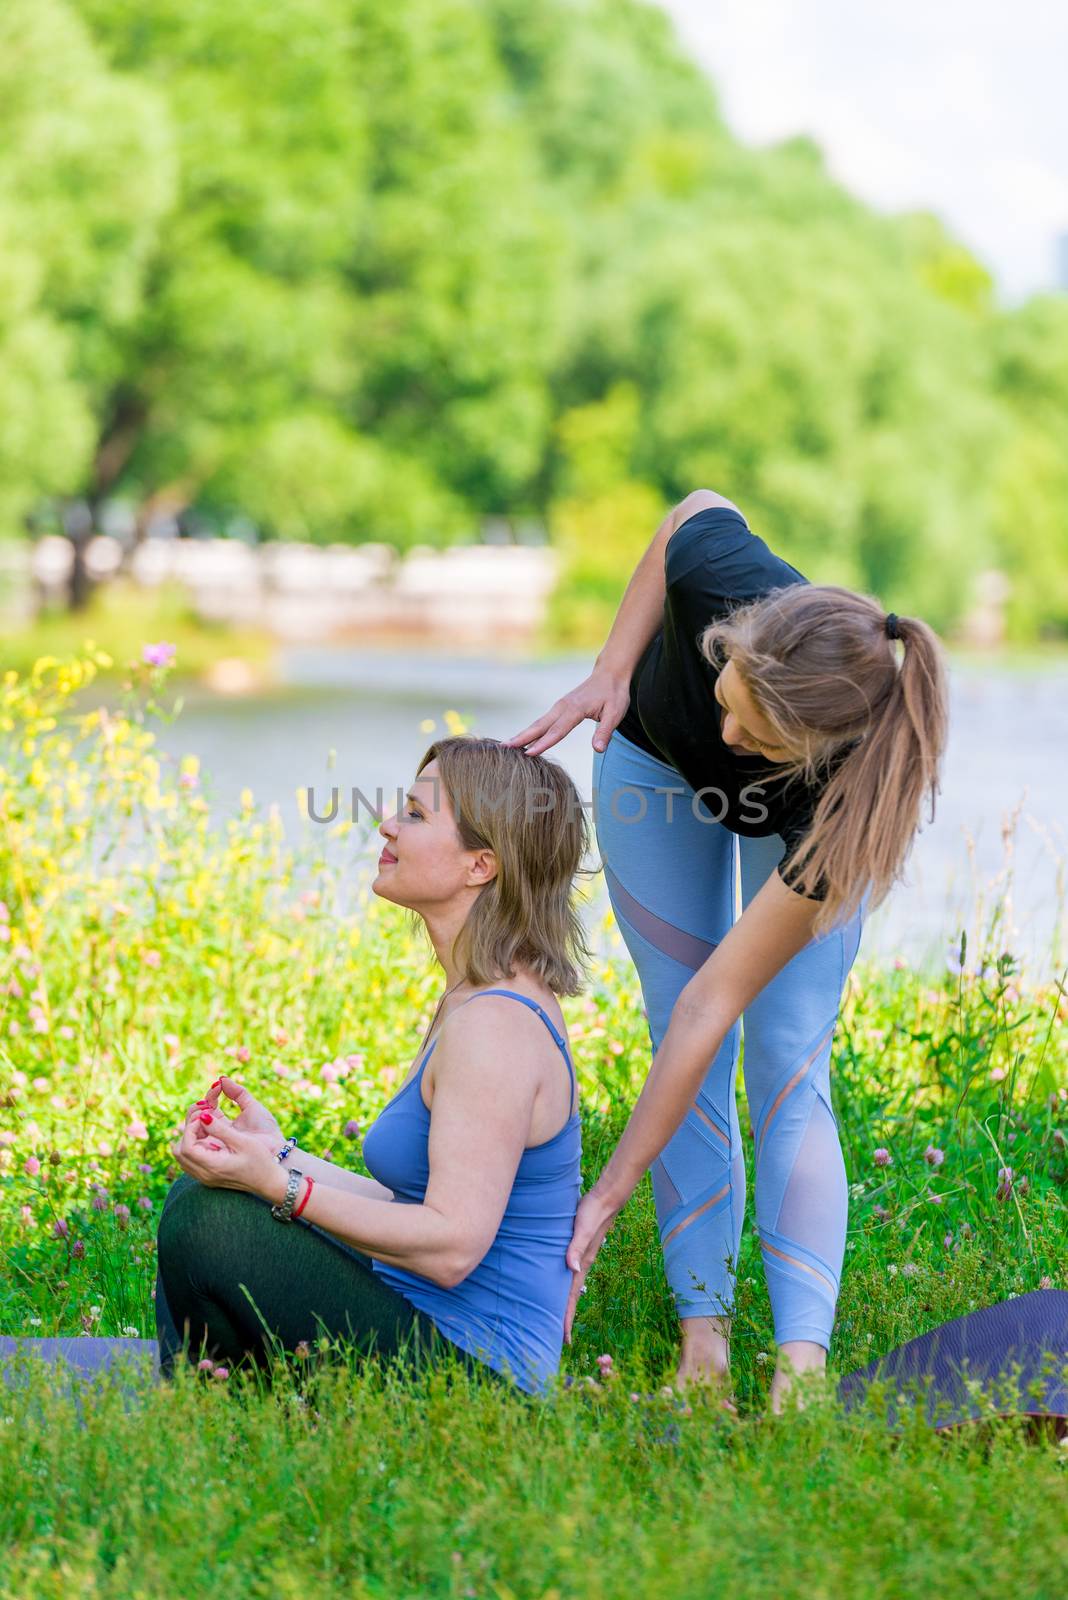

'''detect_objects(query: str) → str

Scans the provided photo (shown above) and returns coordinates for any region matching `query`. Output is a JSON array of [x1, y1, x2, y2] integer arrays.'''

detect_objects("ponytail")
[[699, 585, 950, 939]]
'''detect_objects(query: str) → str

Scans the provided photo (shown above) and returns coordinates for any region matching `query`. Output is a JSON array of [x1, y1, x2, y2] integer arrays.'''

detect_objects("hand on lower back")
[[563, 1188, 620, 1343]]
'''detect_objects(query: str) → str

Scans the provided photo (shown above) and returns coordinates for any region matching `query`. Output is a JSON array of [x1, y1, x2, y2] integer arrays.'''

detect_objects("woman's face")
[[374, 759, 495, 911], [713, 659, 793, 761]]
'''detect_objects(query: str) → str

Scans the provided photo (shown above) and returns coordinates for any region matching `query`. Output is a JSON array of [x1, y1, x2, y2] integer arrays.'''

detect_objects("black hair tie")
[[885, 612, 901, 641]]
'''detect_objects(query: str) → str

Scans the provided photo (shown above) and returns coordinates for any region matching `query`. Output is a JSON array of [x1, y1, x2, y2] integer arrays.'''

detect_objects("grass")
[[0, 576, 278, 684], [3, 1350, 1067, 1600], [1, 650, 1066, 1597]]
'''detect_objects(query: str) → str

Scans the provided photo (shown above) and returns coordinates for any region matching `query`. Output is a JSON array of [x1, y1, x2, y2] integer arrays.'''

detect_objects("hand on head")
[[504, 668, 631, 758]]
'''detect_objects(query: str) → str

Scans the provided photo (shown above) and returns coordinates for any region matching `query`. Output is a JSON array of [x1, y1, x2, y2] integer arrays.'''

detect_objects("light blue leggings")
[[591, 730, 867, 1350]]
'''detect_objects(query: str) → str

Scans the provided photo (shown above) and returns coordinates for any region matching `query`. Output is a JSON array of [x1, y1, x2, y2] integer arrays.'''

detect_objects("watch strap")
[[270, 1166, 304, 1223]]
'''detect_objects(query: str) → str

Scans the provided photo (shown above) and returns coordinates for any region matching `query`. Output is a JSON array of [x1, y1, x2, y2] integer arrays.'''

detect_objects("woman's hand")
[[172, 1107, 280, 1197], [183, 1075, 284, 1158], [563, 1187, 623, 1344], [213, 1075, 283, 1140], [503, 666, 632, 758]]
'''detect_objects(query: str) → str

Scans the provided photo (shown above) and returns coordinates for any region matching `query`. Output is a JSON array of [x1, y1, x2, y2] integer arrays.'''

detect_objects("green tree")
[[72, 0, 564, 543], [989, 296, 1068, 639], [0, 0, 173, 533], [0, 0, 1063, 644], [486, 2, 1007, 633]]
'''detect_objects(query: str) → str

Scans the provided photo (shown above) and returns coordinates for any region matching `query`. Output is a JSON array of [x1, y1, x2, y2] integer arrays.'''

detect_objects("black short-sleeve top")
[[614, 504, 852, 899]]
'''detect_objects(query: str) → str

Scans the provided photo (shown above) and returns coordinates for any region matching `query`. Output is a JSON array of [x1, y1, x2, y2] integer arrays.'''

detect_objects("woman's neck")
[[421, 909, 467, 991], [418, 910, 537, 1000]]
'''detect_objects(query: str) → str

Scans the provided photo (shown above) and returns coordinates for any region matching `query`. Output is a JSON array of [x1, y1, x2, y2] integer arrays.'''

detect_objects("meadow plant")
[[1, 650, 1067, 1595], [0, 648, 1065, 1400]]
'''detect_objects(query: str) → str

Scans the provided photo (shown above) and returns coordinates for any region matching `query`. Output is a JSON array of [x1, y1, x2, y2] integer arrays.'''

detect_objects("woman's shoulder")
[[428, 982, 578, 1140], [666, 493, 808, 603], [668, 489, 747, 534], [447, 981, 568, 1045], [428, 984, 570, 1087]]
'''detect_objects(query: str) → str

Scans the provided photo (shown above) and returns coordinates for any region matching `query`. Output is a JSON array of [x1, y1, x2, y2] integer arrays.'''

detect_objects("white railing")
[[22, 534, 559, 642]]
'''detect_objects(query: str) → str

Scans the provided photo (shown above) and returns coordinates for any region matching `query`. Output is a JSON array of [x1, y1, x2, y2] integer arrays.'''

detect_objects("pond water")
[[131, 646, 1068, 981]]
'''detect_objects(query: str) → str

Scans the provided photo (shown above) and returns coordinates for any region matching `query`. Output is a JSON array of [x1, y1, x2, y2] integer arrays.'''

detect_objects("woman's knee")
[[159, 1171, 200, 1218], [157, 1174, 203, 1263], [157, 1177, 261, 1275]]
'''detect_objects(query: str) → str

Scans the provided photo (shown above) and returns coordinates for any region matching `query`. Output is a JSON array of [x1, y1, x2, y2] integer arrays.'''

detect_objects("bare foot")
[[675, 1315, 737, 1415], [768, 1341, 829, 1416], [674, 1367, 739, 1417]]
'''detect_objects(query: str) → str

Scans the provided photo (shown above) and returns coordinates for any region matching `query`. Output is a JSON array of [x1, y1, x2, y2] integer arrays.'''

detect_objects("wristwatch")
[[270, 1167, 304, 1223]]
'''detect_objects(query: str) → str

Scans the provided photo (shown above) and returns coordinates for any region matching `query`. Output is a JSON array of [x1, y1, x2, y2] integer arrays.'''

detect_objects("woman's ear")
[[468, 848, 497, 886]]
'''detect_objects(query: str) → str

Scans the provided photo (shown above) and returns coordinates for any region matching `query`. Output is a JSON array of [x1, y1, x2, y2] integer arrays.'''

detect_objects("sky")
[[658, 0, 1068, 305]]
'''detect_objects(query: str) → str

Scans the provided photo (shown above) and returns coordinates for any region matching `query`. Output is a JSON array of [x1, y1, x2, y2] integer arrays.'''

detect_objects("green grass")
[[3, 1349, 1066, 1600], [0, 576, 278, 684], [1, 652, 1066, 1597]]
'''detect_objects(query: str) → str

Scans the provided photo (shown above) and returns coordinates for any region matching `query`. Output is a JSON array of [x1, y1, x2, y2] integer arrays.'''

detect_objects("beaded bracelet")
[[276, 1134, 298, 1164]]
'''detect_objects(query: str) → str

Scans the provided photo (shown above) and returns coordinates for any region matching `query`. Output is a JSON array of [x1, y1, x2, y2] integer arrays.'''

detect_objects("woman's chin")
[[371, 874, 403, 907]]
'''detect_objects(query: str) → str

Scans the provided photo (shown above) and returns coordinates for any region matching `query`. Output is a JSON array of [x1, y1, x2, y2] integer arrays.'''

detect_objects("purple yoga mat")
[[4, 1291, 1065, 1432], [836, 1289, 1068, 1432], [0, 1336, 160, 1393]]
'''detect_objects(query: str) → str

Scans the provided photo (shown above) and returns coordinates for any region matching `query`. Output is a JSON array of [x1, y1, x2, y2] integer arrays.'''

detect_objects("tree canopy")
[[1, 0, 1064, 641]]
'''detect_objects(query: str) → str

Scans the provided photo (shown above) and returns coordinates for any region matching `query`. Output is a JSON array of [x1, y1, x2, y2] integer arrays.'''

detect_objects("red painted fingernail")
[[195, 1100, 210, 1108], [199, 1112, 213, 1124], [211, 1080, 222, 1089], [207, 1140, 223, 1150]]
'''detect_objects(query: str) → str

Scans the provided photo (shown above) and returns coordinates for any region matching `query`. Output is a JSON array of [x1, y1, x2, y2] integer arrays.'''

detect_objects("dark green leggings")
[[155, 1173, 501, 1387]]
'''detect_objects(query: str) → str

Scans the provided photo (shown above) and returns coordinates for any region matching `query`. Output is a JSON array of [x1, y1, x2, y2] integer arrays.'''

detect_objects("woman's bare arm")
[[506, 489, 735, 757], [595, 870, 821, 1207], [256, 999, 541, 1287], [596, 488, 742, 680], [196, 1077, 395, 1201], [280, 1149, 394, 1203]]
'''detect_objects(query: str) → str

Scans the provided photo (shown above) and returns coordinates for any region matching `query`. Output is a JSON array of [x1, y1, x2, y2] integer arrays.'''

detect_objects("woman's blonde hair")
[[699, 584, 949, 939], [410, 735, 595, 996]]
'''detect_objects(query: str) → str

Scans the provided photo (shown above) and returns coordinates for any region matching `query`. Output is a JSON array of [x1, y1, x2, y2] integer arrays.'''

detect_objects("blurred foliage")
[[0, 0, 1065, 639], [545, 384, 664, 646], [0, 579, 277, 682]]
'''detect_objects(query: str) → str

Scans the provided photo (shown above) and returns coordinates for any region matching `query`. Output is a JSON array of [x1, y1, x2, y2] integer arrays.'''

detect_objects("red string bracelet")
[[292, 1174, 314, 1219]]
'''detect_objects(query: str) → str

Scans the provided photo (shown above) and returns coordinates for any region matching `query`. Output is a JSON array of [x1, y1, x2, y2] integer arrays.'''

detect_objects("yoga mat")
[[3, 1290, 1065, 1434], [0, 1336, 160, 1398], [836, 1288, 1068, 1432]]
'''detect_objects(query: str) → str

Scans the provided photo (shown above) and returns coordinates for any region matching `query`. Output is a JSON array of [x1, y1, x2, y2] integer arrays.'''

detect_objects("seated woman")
[[156, 735, 591, 1397]]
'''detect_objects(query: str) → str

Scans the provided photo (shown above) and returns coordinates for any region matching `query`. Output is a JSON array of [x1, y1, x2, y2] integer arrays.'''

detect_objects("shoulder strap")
[[459, 988, 577, 1105]]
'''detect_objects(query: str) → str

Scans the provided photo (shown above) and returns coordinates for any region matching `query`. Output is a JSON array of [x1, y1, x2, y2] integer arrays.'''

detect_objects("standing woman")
[[507, 489, 948, 1411]]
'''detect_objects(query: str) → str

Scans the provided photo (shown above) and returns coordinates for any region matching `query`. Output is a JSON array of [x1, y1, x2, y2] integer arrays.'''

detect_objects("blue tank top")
[[361, 989, 581, 1396]]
